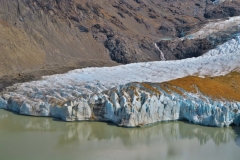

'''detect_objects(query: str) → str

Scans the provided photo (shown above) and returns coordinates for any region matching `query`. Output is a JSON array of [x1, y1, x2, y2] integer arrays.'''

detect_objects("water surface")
[[0, 110, 239, 160]]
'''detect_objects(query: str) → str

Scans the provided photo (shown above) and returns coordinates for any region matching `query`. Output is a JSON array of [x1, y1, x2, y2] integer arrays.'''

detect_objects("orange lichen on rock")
[[166, 72, 240, 101]]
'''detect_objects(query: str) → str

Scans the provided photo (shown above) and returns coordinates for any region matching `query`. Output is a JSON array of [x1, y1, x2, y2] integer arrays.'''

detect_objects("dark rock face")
[[157, 24, 240, 60], [205, 7, 240, 19], [157, 39, 214, 60], [205, 1, 240, 19], [104, 39, 129, 64], [78, 25, 89, 32], [91, 24, 131, 64]]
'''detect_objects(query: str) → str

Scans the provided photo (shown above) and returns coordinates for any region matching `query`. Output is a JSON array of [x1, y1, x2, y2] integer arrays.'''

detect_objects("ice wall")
[[1, 82, 240, 127]]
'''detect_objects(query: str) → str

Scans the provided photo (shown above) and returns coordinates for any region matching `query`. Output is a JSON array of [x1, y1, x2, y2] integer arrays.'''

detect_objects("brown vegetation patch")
[[141, 83, 161, 95], [166, 72, 240, 101], [162, 83, 184, 96]]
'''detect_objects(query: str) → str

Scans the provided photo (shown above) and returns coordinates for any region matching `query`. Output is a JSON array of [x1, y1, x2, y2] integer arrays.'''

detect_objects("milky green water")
[[0, 109, 240, 160]]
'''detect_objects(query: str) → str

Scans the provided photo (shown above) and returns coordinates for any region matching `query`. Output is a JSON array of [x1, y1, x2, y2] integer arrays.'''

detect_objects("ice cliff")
[[1, 82, 240, 127], [1, 34, 240, 127]]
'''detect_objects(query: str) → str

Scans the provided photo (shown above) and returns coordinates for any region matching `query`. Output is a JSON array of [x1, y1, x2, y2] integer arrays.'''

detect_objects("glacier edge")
[[1, 82, 240, 127]]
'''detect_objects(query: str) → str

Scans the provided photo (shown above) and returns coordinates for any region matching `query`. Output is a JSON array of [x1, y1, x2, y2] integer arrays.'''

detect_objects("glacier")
[[183, 16, 240, 40], [1, 34, 240, 127]]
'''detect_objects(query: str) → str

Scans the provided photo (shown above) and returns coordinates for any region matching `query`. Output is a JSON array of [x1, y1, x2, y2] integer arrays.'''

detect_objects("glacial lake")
[[0, 109, 240, 160]]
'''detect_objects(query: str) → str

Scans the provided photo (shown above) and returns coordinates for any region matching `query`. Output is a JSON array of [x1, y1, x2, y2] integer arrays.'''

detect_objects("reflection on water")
[[236, 137, 240, 146], [0, 110, 238, 147], [234, 127, 240, 147], [0, 110, 240, 160]]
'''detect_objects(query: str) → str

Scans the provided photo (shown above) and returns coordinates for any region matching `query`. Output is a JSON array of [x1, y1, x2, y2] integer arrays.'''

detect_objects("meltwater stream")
[[0, 110, 239, 160]]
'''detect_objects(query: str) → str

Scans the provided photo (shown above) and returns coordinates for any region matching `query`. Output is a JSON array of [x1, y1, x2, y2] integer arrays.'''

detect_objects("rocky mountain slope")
[[1, 0, 240, 80]]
